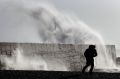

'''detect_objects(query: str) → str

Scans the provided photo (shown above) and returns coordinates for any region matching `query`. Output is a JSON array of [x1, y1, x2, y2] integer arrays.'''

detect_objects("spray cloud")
[[0, 0, 116, 70]]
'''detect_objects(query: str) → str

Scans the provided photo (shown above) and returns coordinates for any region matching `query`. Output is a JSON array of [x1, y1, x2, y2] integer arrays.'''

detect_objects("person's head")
[[89, 45, 96, 49]]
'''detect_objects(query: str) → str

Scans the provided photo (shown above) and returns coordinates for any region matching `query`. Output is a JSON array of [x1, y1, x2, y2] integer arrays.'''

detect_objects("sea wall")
[[0, 43, 116, 71]]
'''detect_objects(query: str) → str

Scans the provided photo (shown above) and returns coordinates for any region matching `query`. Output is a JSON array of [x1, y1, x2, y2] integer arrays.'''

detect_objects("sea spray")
[[0, 0, 116, 70], [3, 47, 48, 70]]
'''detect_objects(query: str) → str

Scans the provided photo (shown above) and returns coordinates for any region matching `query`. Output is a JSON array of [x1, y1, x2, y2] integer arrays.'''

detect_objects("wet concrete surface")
[[0, 70, 120, 79]]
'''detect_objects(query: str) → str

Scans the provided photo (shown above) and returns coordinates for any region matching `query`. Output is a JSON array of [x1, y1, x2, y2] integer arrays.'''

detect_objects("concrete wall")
[[0, 43, 116, 71], [116, 57, 120, 66]]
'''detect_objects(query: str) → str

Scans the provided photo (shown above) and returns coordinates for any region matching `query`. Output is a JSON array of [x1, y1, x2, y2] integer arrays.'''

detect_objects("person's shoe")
[[82, 70, 85, 73], [89, 72, 93, 75]]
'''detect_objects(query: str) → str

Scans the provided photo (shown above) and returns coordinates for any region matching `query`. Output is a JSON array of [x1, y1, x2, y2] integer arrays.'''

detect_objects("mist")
[[0, 0, 116, 70]]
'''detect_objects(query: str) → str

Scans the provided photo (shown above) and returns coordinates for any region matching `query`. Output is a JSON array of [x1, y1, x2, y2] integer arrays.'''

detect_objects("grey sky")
[[48, 0, 120, 56], [50, 0, 120, 45], [0, 0, 120, 57], [0, 0, 120, 49], [0, 0, 119, 44]]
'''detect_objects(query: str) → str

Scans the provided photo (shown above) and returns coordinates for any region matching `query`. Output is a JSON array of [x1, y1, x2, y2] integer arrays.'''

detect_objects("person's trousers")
[[82, 61, 94, 73]]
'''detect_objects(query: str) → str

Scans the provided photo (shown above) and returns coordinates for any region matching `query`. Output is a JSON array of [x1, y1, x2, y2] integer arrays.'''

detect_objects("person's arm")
[[84, 49, 87, 57], [94, 50, 97, 57]]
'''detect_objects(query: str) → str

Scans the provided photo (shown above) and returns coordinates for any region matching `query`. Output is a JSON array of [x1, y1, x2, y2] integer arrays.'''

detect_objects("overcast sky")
[[0, 0, 120, 57], [0, 0, 119, 44], [50, 0, 120, 45], [50, 0, 120, 56]]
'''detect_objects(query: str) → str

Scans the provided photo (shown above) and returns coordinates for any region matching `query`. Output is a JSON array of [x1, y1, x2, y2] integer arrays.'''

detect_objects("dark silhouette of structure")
[[82, 45, 97, 74]]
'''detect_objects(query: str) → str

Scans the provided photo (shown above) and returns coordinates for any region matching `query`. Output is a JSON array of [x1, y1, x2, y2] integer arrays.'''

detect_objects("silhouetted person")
[[82, 45, 97, 74]]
